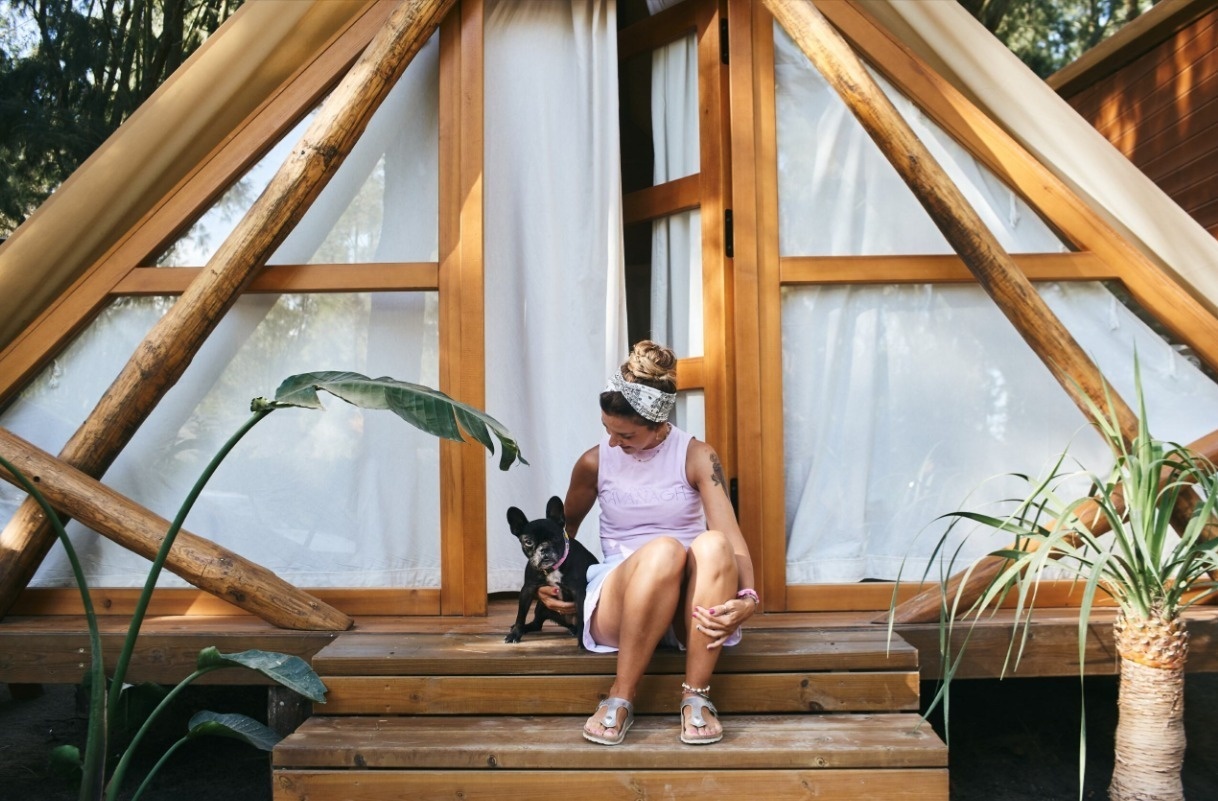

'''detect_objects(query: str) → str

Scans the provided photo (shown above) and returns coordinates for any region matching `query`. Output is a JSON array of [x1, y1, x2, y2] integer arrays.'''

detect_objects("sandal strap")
[[680, 693, 717, 728], [598, 697, 634, 729]]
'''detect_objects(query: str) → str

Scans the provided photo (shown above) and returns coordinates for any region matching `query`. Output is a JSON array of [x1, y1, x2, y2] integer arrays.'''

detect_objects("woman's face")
[[601, 412, 664, 456]]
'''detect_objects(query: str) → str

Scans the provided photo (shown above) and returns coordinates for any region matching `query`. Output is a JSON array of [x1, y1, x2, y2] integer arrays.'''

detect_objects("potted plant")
[[899, 366, 1218, 801]]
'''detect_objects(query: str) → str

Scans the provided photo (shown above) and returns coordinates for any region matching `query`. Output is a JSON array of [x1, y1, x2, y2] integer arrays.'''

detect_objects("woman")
[[541, 340, 757, 745]]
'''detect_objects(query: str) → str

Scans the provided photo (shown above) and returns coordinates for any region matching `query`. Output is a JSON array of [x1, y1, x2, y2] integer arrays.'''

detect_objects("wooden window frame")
[[1, 0, 494, 618], [728, 0, 1218, 612]]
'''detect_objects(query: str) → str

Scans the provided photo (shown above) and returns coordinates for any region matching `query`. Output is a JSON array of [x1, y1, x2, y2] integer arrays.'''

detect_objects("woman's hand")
[[692, 596, 756, 649], [537, 585, 577, 617]]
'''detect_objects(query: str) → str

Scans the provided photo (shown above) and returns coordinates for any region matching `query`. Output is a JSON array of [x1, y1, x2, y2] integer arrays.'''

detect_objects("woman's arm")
[[562, 445, 599, 539], [688, 439, 755, 590], [688, 440, 757, 644], [537, 445, 599, 614]]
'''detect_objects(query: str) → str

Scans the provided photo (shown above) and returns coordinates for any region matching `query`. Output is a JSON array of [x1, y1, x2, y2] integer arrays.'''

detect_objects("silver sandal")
[[680, 693, 723, 745], [583, 696, 634, 746]]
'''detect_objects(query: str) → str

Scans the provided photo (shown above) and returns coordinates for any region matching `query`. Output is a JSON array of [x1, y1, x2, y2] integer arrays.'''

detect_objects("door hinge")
[[720, 19, 729, 65], [724, 208, 734, 258]]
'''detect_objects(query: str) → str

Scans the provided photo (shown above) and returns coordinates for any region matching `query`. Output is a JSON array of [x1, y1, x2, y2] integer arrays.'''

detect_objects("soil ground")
[[3, 674, 1217, 800]]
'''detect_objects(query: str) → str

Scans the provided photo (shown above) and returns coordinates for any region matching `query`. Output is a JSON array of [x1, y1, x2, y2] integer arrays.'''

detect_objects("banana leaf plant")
[[3, 372, 525, 801], [894, 365, 1218, 801]]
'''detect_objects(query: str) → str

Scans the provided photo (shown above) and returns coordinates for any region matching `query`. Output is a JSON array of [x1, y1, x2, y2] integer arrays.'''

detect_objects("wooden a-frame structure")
[[3, 0, 1218, 634]]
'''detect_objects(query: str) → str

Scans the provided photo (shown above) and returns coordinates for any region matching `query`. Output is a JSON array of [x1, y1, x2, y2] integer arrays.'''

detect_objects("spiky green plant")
[[1, 372, 524, 801], [897, 366, 1218, 801]]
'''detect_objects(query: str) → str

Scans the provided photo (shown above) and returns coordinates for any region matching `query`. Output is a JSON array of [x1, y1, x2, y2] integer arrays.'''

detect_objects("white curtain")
[[2, 36, 443, 588], [774, 22, 1218, 582], [645, 3, 704, 436], [483, 0, 627, 591]]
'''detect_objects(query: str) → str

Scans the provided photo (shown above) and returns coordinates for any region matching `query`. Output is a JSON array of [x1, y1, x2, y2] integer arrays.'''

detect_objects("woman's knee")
[[633, 536, 687, 581], [689, 530, 734, 566]]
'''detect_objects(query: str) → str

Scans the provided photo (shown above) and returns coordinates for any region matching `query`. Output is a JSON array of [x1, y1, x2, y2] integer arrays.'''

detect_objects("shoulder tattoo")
[[709, 452, 729, 497]]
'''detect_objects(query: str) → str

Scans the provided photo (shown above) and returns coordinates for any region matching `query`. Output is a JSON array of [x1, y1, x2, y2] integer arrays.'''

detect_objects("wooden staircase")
[[272, 627, 948, 800]]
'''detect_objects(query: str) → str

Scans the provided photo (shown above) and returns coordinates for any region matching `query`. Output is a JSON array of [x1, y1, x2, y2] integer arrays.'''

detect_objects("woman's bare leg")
[[674, 530, 738, 740], [583, 537, 686, 740]]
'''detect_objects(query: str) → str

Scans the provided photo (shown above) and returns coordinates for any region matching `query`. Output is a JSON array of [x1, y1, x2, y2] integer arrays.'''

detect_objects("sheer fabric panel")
[[483, 0, 627, 591], [4, 294, 441, 588], [783, 283, 1218, 583]]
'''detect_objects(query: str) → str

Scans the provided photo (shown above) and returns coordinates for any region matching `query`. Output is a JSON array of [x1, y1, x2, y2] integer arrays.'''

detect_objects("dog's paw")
[[505, 628, 523, 643]]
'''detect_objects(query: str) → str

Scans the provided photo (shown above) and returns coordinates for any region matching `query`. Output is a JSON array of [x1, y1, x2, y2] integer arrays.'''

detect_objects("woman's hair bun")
[[624, 340, 677, 392]]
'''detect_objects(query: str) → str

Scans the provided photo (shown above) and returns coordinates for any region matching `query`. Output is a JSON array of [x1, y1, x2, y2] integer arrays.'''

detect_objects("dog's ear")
[[545, 495, 566, 528], [507, 506, 528, 536]]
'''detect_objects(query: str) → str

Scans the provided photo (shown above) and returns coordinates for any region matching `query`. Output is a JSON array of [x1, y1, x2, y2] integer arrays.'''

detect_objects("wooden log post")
[[0, 427, 351, 631], [0, 0, 456, 620]]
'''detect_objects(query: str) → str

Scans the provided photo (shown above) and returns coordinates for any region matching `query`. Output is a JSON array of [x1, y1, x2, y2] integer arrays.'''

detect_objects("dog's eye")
[[521, 537, 533, 548]]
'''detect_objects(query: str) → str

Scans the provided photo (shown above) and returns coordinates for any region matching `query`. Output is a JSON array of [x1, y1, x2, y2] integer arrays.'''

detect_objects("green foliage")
[[0, 371, 523, 800], [958, 0, 1157, 78], [0, 0, 242, 235], [894, 361, 1218, 795], [263, 371, 528, 471]]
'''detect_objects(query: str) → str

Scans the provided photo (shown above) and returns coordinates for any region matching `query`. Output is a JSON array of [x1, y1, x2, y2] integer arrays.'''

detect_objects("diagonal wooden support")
[[0, 0, 457, 619], [764, 0, 1218, 610], [0, 427, 351, 630]]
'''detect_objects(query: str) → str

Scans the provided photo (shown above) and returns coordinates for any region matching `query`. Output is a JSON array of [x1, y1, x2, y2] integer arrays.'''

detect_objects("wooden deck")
[[272, 624, 948, 800], [2, 599, 1217, 686]]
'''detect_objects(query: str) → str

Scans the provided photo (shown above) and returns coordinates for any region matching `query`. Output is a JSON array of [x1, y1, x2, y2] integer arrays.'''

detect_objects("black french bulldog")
[[505, 495, 598, 646]]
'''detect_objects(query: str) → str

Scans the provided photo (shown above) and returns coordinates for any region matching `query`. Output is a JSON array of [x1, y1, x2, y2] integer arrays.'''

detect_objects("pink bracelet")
[[736, 588, 760, 605]]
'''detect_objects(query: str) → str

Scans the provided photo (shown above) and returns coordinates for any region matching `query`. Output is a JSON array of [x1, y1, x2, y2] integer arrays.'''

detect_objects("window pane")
[[156, 34, 440, 266], [4, 293, 442, 589], [781, 282, 1218, 583], [774, 23, 1066, 257]]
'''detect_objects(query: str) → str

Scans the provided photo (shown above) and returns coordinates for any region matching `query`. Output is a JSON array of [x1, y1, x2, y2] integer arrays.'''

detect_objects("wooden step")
[[313, 628, 921, 715], [273, 714, 948, 801], [273, 629, 947, 800]]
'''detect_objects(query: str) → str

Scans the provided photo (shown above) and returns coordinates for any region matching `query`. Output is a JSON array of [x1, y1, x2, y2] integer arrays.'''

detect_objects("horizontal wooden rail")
[[779, 252, 1113, 285], [623, 174, 701, 225], [114, 263, 440, 294], [616, 0, 698, 62]]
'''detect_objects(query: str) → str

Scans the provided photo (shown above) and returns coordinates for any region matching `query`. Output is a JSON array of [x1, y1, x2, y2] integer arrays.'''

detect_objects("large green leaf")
[[258, 371, 527, 471], [196, 647, 327, 703], [186, 711, 282, 751]]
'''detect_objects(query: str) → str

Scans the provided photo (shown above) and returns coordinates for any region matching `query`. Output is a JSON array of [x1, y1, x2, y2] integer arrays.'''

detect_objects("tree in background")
[[959, 0, 1159, 78], [0, 0, 242, 236]]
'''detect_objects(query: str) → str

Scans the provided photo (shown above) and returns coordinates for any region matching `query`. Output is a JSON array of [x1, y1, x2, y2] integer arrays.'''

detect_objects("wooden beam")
[[0, 0, 457, 620], [0, 427, 351, 631], [616, 0, 699, 62], [437, 0, 486, 616], [113, 263, 440, 295], [621, 175, 701, 225], [764, 0, 1140, 438], [779, 252, 1114, 285]]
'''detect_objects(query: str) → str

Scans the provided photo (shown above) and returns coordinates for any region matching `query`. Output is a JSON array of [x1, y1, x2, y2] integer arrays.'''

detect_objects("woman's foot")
[[680, 690, 723, 744], [583, 697, 635, 745]]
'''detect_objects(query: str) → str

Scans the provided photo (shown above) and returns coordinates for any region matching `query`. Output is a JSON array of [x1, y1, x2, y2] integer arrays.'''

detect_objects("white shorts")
[[580, 557, 744, 653]]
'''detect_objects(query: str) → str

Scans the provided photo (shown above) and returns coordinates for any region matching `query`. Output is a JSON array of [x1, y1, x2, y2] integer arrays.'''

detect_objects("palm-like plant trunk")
[[1110, 610, 1189, 801]]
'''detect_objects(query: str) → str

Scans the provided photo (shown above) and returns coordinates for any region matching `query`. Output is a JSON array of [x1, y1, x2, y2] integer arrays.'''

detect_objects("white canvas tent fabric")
[[3, 0, 1218, 593], [0, 0, 626, 591], [770, 21, 1218, 582], [859, 0, 1218, 316]]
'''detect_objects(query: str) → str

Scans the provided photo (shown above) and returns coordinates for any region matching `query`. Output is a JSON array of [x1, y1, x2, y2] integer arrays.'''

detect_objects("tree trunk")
[[1110, 610, 1188, 801]]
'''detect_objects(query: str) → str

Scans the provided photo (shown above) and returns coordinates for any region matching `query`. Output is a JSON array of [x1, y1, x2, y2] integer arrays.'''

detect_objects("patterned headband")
[[605, 369, 676, 423]]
